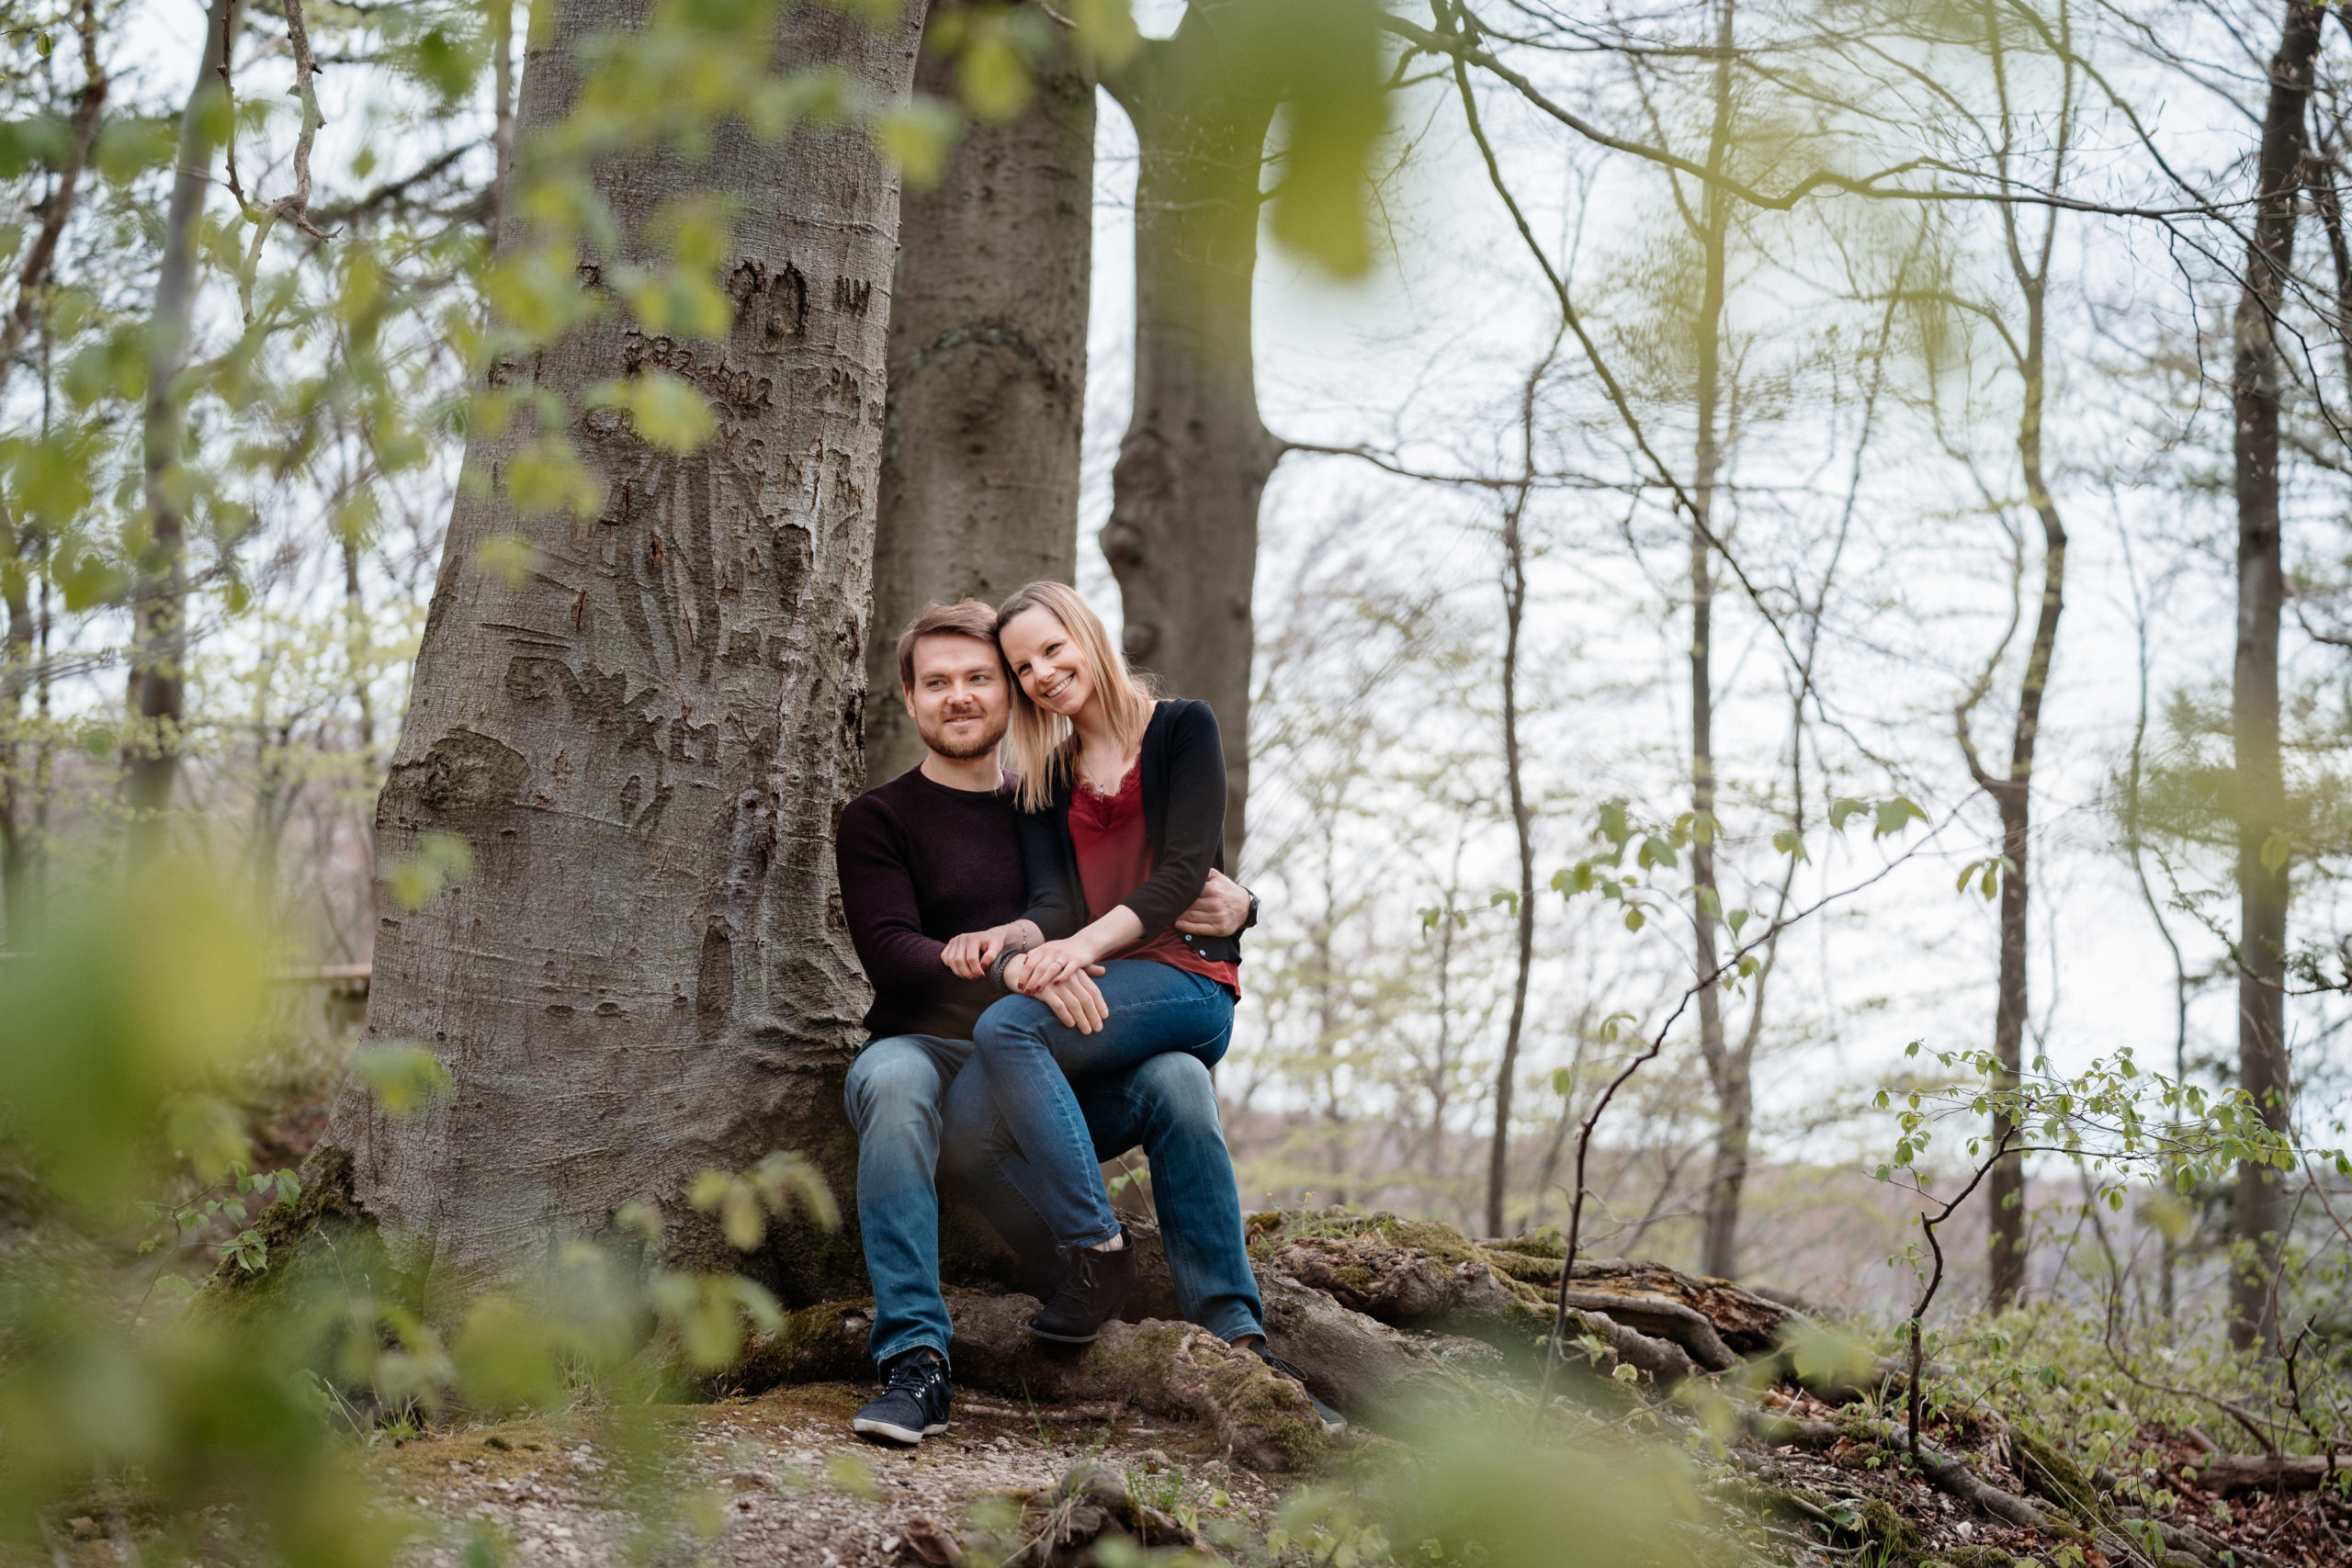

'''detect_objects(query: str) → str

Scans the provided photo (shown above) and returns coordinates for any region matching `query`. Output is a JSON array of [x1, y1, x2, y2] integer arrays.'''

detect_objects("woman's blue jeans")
[[969, 959, 1236, 1255]]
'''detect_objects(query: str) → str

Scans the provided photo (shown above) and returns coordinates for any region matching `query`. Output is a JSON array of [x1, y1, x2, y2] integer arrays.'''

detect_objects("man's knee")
[[844, 1038, 949, 1133], [1125, 1051, 1222, 1133]]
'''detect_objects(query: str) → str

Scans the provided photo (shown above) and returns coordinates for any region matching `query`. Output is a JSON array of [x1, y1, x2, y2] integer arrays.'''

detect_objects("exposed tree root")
[[732, 1294, 1327, 1472]]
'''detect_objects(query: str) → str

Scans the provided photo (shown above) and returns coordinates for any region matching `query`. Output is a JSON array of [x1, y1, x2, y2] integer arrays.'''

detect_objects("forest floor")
[[288, 1384, 2352, 1568], [346, 1382, 1284, 1568]]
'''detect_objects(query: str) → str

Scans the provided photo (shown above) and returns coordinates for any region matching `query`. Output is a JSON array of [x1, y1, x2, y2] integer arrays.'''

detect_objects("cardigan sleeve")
[[1119, 700, 1226, 939], [1016, 801, 1086, 940]]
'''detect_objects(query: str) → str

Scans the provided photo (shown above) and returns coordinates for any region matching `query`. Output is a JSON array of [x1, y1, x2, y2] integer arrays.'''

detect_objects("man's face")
[[905, 633, 1011, 761]]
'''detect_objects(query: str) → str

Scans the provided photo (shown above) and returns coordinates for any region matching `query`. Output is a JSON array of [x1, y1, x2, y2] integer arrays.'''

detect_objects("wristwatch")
[[1244, 888, 1260, 930]]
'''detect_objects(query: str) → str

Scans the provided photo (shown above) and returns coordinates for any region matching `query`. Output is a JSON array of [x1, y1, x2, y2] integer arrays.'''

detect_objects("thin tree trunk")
[[1689, 0, 1744, 1282], [1102, 1, 1283, 873], [1484, 357, 1544, 1240], [0, 497, 33, 947], [2228, 0, 2322, 1355], [323, 0, 926, 1311], [127, 0, 240, 861], [488, 0, 517, 234], [865, 4, 1091, 783], [1981, 352, 2067, 1316], [1948, 0, 2074, 1316]]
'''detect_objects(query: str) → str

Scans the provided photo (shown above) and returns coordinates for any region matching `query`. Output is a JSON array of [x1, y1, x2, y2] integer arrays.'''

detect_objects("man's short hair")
[[895, 600, 1001, 692]]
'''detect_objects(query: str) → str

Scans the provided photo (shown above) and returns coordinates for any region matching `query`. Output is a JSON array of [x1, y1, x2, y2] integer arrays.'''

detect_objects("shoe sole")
[[1023, 1322, 1103, 1344], [852, 1417, 951, 1445]]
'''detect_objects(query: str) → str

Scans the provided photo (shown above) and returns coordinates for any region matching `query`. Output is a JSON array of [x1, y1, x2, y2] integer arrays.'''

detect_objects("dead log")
[[2186, 1451, 2352, 1495], [732, 1294, 1328, 1472]]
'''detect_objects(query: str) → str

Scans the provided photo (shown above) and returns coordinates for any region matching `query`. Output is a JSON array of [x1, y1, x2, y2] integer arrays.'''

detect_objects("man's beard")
[[920, 710, 1007, 761]]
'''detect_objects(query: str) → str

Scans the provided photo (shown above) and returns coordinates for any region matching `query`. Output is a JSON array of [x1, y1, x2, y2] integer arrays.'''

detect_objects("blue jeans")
[[842, 1021, 1261, 1368], [968, 961, 1237, 1254]]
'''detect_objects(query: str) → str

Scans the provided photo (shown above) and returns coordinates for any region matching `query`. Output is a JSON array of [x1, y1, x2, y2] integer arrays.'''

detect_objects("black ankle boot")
[[1025, 1229, 1137, 1344]]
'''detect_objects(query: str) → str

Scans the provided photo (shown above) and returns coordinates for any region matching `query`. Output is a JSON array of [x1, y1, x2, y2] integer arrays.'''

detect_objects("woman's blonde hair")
[[994, 581, 1157, 812]]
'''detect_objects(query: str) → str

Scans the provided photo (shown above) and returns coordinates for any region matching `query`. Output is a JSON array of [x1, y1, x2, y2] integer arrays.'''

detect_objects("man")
[[833, 600, 1340, 1446]]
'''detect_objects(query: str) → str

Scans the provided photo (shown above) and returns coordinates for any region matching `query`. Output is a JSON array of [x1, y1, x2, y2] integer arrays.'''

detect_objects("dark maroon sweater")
[[834, 765, 1027, 1041]]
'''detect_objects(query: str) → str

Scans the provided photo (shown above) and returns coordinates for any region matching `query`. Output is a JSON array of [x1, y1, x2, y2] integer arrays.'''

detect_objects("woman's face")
[[998, 607, 1093, 720]]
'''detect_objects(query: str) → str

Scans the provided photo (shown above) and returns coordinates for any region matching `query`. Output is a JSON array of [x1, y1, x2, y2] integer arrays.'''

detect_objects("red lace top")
[[1066, 762, 1241, 997]]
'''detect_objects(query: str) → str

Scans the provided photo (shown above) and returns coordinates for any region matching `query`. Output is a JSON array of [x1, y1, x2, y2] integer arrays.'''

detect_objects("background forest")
[[4, 0, 2352, 1562]]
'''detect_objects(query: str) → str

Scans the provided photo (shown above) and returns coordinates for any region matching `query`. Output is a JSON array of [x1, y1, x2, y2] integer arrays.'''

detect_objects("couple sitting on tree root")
[[832, 582, 1343, 1447]]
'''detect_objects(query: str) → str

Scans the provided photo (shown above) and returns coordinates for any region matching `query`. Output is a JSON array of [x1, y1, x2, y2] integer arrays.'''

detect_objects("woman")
[[953, 581, 1249, 1347]]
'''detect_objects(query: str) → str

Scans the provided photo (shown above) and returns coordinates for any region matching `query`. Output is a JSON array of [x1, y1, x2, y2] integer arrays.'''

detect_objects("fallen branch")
[[1748, 1411, 2060, 1533], [2187, 1451, 2352, 1495]]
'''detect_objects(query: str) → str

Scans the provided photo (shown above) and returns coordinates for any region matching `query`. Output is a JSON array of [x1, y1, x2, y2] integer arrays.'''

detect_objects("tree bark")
[[865, 6, 1091, 784], [1689, 0, 1746, 1282], [2228, 0, 2320, 1354], [323, 0, 925, 1312], [1101, 0, 1283, 873], [127, 0, 239, 861]]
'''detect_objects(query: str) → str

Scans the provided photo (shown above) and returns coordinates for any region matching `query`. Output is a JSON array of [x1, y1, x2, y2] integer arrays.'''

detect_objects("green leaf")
[[588, 369, 717, 455], [1622, 907, 1645, 932], [2259, 830, 2293, 874], [1829, 796, 1866, 830], [1067, 0, 1140, 69], [502, 438, 603, 520], [1873, 795, 1928, 839], [959, 28, 1032, 121], [386, 831, 476, 910], [93, 116, 178, 186], [873, 97, 960, 188], [353, 1044, 454, 1116], [454, 1294, 565, 1413]]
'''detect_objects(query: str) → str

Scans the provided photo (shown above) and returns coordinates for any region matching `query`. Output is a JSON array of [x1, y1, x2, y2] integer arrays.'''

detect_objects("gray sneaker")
[[853, 1348, 953, 1446]]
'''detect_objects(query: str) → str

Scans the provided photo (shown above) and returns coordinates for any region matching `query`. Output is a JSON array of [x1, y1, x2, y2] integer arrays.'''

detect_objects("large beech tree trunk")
[[2227, 0, 2320, 1354], [325, 0, 923, 1312], [864, 7, 1091, 784], [1102, 0, 1282, 872]]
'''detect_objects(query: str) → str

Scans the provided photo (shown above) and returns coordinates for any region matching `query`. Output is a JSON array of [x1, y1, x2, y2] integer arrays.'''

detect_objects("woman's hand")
[[1010, 935, 1099, 993], [1004, 953, 1111, 1033], [942, 924, 1014, 980]]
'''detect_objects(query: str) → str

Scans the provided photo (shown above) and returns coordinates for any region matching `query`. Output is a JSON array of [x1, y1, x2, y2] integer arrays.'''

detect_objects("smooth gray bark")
[[865, 9, 1091, 783], [1102, 0, 1282, 872], [326, 0, 924, 1310]]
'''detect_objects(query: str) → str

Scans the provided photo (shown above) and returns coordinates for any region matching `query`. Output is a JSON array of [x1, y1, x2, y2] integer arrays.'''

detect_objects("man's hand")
[[942, 920, 1040, 979], [1005, 953, 1110, 1033], [1173, 867, 1252, 937]]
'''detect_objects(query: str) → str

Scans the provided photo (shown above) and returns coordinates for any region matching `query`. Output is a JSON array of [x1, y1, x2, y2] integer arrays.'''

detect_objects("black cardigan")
[[1015, 699, 1240, 965]]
